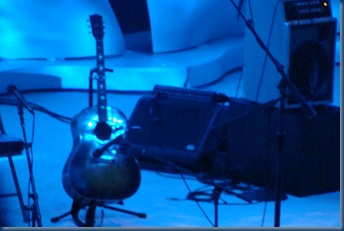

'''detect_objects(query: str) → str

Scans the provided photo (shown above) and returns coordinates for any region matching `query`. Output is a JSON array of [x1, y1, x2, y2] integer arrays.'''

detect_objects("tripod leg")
[[102, 204, 147, 218], [212, 186, 222, 227], [51, 211, 72, 223], [214, 199, 219, 227], [51, 199, 146, 226], [51, 199, 96, 227], [7, 156, 29, 223]]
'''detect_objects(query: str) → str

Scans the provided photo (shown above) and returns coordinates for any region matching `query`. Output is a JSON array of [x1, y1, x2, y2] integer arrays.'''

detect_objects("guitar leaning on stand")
[[51, 14, 146, 227]]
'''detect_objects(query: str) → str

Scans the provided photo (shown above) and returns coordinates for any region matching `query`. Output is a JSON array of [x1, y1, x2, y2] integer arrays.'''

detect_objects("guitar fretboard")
[[95, 38, 108, 123]]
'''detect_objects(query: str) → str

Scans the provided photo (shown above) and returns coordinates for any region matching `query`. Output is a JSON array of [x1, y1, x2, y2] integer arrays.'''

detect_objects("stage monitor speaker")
[[125, 86, 232, 173], [242, 0, 337, 108], [126, 86, 340, 196], [214, 103, 340, 197]]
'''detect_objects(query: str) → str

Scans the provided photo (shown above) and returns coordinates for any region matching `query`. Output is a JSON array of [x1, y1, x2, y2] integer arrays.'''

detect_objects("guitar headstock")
[[89, 14, 104, 40]]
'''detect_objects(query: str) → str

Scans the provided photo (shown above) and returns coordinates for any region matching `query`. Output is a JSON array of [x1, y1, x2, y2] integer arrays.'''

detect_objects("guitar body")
[[62, 106, 141, 203]]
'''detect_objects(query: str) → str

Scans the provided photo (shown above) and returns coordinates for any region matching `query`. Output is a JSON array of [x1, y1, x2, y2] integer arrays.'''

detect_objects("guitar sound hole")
[[94, 121, 112, 140]]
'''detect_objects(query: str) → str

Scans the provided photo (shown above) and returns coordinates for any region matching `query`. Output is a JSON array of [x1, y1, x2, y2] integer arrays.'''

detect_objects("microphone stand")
[[227, 0, 316, 227], [16, 105, 42, 227], [128, 135, 252, 227]]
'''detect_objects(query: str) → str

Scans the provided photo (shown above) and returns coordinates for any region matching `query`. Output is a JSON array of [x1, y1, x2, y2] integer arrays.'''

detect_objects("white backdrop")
[[147, 0, 245, 53], [0, 0, 124, 59]]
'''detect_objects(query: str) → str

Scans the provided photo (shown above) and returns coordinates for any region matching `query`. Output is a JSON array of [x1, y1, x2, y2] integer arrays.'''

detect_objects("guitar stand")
[[51, 198, 146, 227], [187, 186, 226, 227], [88, 67, 113, 108], [187, 182, 255, 227]]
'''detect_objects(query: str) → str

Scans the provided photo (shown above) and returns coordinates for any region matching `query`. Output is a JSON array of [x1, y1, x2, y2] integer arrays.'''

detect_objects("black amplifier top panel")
[[284, 0, 332, 21]]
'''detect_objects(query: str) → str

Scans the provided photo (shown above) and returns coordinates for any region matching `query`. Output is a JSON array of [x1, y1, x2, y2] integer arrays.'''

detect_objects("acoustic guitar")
[[62, 14, 140, 204]]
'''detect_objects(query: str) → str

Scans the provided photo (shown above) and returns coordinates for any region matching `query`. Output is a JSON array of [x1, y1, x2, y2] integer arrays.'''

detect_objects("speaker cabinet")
[[220, 104, 340, 197], [125, 86, 231, 173], [126, 86, 340, 196], [243, 0, 337, 108]]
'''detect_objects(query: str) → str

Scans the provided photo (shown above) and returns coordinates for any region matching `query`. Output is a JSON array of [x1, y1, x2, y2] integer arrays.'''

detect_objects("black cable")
[[125, 97, 258, 226], [235, 68, 244, 98], [0, 87, 152, 96], [18, 107, 37, 227], [180, 174, 215, 227], [247, 0, 254, 27], [29, 102, 72, 124], [125, 102, 220, 227], [192, 66, 243, 89], [260, 199, 268, 227], [254, 0, 283, 101], [27, 179, 31, 227], [155, 171, 198, 181], [0, 88, 152, 124], [194, 0, 252, 96], [0, 98, 71, 124]]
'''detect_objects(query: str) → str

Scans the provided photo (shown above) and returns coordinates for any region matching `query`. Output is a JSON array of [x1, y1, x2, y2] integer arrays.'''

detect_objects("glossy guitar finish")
[[62, 107, 140, 203], [62, 14, 140, 204]]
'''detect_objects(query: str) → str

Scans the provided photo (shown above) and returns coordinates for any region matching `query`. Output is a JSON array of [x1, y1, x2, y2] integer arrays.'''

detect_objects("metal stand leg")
[[51, 199, 146, 227], [7, 156, 29, 223], [17, 106, 42, 227], [102, 204, 147, 218], [0, 115, 28, 223], [212, 186, 222, 227]]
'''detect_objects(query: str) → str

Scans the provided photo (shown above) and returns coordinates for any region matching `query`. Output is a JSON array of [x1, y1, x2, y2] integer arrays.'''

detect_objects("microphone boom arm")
[[7, 84, 35, 115]]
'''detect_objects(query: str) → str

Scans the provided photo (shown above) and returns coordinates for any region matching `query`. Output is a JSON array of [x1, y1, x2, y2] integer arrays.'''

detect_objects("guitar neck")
[[95, 39, 108, 122]]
